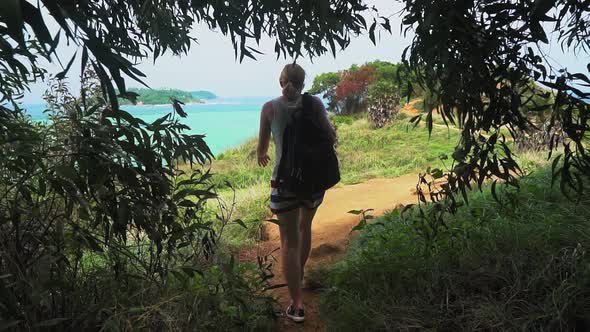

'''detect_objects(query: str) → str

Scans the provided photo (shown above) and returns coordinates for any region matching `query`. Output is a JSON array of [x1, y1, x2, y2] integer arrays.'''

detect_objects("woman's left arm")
[[256, 102, 272, 167]]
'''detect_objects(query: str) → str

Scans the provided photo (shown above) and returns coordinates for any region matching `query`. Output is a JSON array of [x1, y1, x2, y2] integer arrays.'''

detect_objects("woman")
[[256, 63, 336, 323]]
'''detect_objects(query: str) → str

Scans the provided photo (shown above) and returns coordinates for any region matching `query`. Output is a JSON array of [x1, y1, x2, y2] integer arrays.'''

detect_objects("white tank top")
[[270, 95, 302, 179]]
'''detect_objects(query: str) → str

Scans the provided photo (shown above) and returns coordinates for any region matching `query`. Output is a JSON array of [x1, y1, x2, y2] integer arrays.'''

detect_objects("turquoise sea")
[[23, 97, 269, 156]]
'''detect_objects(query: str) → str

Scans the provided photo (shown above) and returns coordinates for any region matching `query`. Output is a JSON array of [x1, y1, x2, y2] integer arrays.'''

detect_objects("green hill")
[[118, 88, 215, 105], [191, 90, 217, 100]]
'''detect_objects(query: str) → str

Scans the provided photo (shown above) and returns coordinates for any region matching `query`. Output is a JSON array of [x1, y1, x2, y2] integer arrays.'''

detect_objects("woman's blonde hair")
[[280, 63, 306, 100]]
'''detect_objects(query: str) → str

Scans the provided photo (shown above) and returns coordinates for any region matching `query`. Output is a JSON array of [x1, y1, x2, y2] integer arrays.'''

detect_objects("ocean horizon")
[[20, 96, 271, 156]]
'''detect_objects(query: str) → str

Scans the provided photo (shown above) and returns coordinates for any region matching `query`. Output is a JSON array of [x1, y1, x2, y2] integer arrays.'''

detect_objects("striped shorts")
[[269, 179, 325, 214]]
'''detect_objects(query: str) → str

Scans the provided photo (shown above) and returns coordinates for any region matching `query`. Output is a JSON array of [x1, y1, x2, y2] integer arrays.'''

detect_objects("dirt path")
[[400, 99, 423, 116], [256, 174, 421, 331]]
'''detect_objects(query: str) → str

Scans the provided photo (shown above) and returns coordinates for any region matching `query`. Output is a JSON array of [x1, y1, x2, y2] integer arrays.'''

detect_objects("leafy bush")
[[0, 72, 273, 330], [330, 114, 356, 127], [367, 85, 401, 128], [320, 170, 590, 331], [514, 121, 566, 152]]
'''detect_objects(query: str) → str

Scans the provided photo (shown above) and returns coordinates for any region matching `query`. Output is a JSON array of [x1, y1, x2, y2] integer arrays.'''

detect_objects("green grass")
[[206, 115, 460, 245], [213, 115, 458, 189], [334, 116, 458, 184], [214, 183, 270, 249], [317, 168, 590, 331]]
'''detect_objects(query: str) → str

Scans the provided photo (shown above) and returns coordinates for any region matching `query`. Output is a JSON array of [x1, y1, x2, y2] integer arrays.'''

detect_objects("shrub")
[[367, 90, 401, 128], [514, 121, 566, 152], [320, 170, 590, 331], [329, 114, 356, 127], [0, 71, 274, 330]]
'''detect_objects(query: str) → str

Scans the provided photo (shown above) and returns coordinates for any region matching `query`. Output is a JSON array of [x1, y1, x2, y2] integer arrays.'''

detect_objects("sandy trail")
[[400, 99, 423, 116], [255, 174, 421, 331]]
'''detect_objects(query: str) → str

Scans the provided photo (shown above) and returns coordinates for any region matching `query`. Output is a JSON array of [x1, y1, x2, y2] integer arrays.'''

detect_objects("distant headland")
[[118, 88, 217, 105]]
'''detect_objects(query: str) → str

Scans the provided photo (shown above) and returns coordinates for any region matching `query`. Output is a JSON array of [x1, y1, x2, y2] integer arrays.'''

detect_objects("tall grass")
[[335, 117, 459, 183], [319, 169, 590, 331]]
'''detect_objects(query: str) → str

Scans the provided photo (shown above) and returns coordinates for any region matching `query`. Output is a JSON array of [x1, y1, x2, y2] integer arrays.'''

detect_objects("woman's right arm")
[[256, 102, 272, 167]]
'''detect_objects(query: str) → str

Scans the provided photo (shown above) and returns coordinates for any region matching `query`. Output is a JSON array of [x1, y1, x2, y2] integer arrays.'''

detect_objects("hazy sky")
[[22, 0, 588, 104]]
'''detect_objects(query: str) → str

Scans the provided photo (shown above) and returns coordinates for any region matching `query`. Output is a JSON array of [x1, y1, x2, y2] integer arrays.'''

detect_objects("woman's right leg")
[[278, 208, 303, 308], [299, 206, 318, 280]]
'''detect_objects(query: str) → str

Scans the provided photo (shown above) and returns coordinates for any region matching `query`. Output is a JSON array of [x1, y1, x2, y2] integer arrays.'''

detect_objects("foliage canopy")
[[398, 0, 590, 238]]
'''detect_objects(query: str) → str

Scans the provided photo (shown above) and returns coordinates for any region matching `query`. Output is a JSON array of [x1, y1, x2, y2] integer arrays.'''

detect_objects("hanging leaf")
[[49, 30, 61, 54], [172, 99, 188, 117], [532, 0, 556, 19], [347, 209, 363, 215], [80, 47, 89, 75], [21, 1, 52, 48], [350, 220, 367, 232], [33, 318, 69, 328], [368, 20, 377, 45], [529, 20, 548, 44], [55, 51, 77, 80], [265, 218, 281, 226], [0, 0, 24, 44], [233, 219, 248, 229], [380, 17, 391, 32], [0, 320, 21, 331]]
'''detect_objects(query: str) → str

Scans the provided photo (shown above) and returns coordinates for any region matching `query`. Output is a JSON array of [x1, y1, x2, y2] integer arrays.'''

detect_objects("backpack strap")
[[301, 93, 313, 114], [301, 93, 322, 127]]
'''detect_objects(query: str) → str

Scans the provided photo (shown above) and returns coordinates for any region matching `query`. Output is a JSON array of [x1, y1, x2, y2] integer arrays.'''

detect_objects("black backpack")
[[276, 93, 340, 197]]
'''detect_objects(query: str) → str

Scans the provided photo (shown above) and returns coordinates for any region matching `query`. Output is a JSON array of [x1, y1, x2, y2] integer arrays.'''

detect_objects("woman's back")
[[270, 96, 302, 180]]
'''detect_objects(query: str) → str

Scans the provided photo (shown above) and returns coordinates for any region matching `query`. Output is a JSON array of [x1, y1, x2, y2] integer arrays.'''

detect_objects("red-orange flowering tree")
[[334, 64, 375, 114]]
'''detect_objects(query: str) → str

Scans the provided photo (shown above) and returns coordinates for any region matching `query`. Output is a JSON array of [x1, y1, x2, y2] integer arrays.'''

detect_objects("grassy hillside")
[[214, 114, 460, 189], [208, 114, 461, 247], [317, 167, 590, 331]]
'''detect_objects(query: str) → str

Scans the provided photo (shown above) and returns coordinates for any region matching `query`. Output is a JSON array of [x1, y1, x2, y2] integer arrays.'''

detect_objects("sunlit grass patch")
[[215, 183, 270, 250]]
